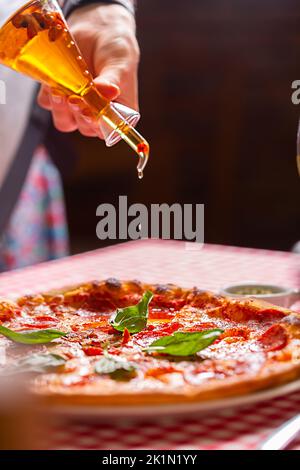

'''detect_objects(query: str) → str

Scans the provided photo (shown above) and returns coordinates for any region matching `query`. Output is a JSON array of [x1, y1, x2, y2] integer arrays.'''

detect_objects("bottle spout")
[[137, 148, 149, 180], [99, 102, 140, 146], [98, 101, 150, 178]]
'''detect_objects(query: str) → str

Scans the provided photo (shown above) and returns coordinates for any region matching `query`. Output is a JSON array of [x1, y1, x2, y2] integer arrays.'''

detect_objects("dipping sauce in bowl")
[[220, 282, 300, 308]]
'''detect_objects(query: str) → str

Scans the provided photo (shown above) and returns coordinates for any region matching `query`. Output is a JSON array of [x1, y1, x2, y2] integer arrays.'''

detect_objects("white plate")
[[50, 379, 300, 420]]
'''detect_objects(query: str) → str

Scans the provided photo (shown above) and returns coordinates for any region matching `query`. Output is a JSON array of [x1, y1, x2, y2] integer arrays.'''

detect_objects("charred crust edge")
[[105, 278, 122, 289]]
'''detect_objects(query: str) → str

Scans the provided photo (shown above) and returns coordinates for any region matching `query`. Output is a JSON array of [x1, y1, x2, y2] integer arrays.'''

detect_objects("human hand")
[[38, 4, 140, 137]]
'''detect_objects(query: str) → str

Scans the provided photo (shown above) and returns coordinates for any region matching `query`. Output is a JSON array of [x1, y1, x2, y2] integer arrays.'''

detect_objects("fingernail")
[[51, 93, 63, 104], [68, 102, 81, 112], [68, 96, 84, 111], [82, 116, 92, 124], [81, 110, 93, 123]]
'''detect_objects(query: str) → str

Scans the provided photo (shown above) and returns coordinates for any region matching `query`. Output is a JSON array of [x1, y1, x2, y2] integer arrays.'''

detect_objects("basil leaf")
[[9, 353, 66, 374], [95, 353, 137, 381], [0, 325, 67, 344], [145, 329, 223, 356], [110, 290, 153, 333]]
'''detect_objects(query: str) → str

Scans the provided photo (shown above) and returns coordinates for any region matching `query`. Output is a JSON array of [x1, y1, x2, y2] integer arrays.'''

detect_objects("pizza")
[[0, 278, 300, 407]]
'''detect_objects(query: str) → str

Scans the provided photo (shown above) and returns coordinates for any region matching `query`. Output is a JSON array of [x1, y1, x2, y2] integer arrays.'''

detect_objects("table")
[[0, 240, 299, 450]]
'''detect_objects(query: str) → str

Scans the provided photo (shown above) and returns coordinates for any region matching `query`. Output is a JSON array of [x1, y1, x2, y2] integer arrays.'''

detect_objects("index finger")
[[37, 85, 52, 110]]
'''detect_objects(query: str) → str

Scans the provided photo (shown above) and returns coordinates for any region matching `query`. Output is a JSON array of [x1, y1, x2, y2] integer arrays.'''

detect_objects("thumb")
[[94, 67, 121, 101]]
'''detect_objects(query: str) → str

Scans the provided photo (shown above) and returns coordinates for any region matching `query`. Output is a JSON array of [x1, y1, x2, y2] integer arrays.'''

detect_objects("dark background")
[[63, 0, 300, 254]]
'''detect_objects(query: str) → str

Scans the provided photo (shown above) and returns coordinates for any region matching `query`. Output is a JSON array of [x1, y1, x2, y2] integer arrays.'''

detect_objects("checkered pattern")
[[46, 393, 300, 450], [0, 240, 299, 450]]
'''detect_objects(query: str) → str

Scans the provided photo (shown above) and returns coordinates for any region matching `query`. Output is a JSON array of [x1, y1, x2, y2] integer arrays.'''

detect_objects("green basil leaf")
[[110, 290, 153, 333], [95, 353, 137, 381], [9, 353, 66, 374], [0, 325, 67, 344], [145, 329, 224, 356]]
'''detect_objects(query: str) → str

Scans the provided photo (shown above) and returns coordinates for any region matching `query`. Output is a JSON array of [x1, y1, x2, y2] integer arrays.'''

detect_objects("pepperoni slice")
[[19, 315, 59, 329], [158, 321, 182, 335], [82, 346, 103, 356], [134, 322, 182, 342], [34, 315, 57, 323], [257, 324, 288, 352], [256, 309, 286, 322], [149, 309, 176, 320]]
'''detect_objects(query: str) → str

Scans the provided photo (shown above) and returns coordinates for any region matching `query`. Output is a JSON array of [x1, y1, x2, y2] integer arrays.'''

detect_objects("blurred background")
[[63, 0, 300, 254]]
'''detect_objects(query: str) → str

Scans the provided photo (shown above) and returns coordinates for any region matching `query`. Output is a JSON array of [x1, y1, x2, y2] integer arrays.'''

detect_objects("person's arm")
[[38, 1, 139, 138]]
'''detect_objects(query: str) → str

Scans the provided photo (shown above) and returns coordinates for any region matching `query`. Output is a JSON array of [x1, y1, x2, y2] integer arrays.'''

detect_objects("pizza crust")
[[34, 361, 300, 407]]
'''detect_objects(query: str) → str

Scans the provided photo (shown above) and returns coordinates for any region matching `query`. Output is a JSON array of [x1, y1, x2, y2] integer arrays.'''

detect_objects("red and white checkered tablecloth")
[[0, 239, 299, 450]]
